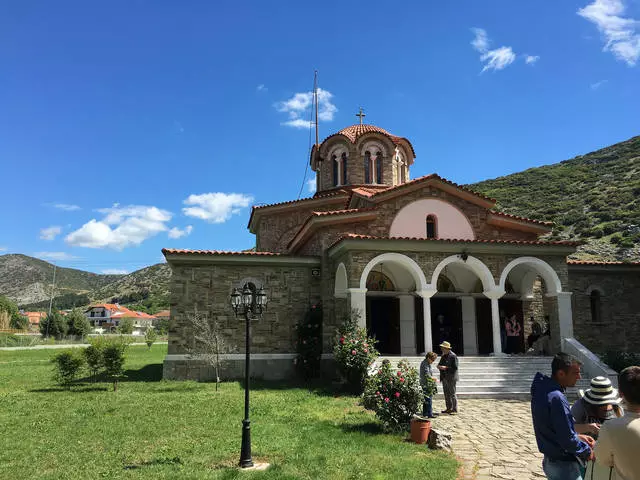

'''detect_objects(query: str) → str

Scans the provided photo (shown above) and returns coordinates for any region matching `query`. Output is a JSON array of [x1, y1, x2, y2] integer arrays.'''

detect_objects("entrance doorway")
[[366, 297, 400, 355], [431, 298, 463, 355], [475, 298, 493, 354]]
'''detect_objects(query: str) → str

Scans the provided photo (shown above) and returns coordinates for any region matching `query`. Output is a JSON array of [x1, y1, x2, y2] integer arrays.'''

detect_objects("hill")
[[469, 135, 640, 262], [0, 254, 122, 306]]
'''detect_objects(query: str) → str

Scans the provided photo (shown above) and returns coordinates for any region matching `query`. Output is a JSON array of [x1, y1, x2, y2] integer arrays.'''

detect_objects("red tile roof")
[[567, 260, 640, 266], [310, 208, 377, 217], [489, 211, 553, 226], [319, 124, 416, 157], [251, 189, 347, 211], [163, 248, 284, 256], [86, 303, 154, 319], [329, 233, 581, 250]]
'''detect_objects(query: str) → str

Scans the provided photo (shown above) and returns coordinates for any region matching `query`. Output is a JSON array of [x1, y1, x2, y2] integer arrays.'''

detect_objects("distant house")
[[22, 312, 46, 330], [152, 309, 170, 326], [85, 304, 155, 335]]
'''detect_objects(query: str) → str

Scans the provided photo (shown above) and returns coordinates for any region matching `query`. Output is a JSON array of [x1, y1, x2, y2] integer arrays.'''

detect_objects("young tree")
[[51, 350, 85, 389], [0, 295, 20, 330], [40, 311, 68, 339], [84, 337, 107, 382], [118, 318, 134, 335], [9, 313, 29, 331], [66, 309, 92, 339], [185, 307, 235, 391], [103, 340, 128, 391], [144, 328, 157, 350]]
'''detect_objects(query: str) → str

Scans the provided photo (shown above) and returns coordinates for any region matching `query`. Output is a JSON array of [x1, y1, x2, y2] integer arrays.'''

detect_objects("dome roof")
[[316, 124, 415, 158]]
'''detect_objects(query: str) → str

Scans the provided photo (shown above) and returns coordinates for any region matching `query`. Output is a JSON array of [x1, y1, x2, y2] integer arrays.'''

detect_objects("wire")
[[296, 72, 317, 200]]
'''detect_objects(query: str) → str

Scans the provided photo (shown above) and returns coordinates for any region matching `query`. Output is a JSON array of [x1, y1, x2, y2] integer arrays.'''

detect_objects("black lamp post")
[[230, 285, 268, 469]]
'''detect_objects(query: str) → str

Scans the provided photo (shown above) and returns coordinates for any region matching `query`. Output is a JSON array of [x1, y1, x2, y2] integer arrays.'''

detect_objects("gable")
[[389, 198, 475, 240]]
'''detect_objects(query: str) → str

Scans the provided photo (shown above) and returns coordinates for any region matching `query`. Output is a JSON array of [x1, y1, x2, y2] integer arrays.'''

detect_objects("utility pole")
[[46, 263, 57, 337]]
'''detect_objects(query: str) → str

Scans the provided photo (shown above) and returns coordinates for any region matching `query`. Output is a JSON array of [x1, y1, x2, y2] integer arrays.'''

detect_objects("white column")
[[555, 292, 574, 343], [461, 296, 478, 355], [348, 288, 367, 328], [398, 294, 416, 356], [417, 288, 436, 354], [484, 289, 505, 356]]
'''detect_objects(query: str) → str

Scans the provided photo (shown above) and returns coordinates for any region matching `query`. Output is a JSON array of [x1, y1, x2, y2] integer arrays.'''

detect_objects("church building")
[[162, 122, 640, 380]]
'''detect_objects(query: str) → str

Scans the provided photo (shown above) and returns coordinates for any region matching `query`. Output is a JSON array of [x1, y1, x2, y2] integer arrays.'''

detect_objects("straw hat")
[[580, 377, 621, 406], [439, 341, 452, 349]]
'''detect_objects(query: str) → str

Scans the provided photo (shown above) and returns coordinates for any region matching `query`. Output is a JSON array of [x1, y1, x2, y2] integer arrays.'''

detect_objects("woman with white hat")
[[571, 376, 623, 438]]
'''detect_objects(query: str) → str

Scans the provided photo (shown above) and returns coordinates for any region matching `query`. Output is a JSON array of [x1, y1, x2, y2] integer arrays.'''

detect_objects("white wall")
[[389, 198, 475, 240]]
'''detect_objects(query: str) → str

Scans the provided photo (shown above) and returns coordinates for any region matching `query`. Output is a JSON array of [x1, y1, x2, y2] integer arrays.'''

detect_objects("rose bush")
[[363, 359, 423, 432], [295, 303, 323, 380], [333, 311, 378, 393]]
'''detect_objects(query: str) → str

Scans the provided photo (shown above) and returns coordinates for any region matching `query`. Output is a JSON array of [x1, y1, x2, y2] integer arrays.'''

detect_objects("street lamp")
[[229, 284, 268, 469]]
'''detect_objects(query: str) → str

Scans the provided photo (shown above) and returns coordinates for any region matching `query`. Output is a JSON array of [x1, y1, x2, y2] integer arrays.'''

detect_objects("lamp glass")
[[256, 288, 268, 306], [241, 286, 253, 307], [230, 288, 241, 307]]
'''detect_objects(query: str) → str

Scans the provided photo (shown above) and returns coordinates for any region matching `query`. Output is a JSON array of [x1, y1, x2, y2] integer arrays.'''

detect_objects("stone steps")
[[374, 355, 590, 400]]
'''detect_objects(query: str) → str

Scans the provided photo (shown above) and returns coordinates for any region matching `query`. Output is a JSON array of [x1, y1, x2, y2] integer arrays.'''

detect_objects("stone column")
[[460, 296, 478, 355], [398, 294, 416, 356], [348, 288, 368, 328], [555, 292, 574, 348], [417, 289, 437, 354], [484, 289, 505, 356]]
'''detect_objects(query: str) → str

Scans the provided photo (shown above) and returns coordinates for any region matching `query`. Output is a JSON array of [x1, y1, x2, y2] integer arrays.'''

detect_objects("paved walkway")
[[430, 398, 545, 480]]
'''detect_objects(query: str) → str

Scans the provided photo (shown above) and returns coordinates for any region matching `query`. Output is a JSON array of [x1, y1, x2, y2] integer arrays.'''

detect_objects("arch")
[[431, 255, 496, 293], [236, 277, 264, 290], [359, 253, 428, 292], [585, 284, 606, 296], [334, 263, 348, 298], [359, 140, 388, 158], [499, 257, 563, 296], [390, 199, 475, 240]]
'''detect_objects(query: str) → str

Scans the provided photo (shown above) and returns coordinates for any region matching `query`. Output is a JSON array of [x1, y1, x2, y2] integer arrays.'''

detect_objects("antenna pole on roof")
[[314, 70, 319, 148]]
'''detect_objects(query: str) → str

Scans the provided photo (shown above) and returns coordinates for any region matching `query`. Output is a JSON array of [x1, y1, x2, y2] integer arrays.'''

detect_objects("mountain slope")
[[0, 254, 123, 306], [469, 135, 640, 261]]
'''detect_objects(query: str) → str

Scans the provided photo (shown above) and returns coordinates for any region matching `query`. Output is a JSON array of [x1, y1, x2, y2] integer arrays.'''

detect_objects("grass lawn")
[[0, 345, 458, 479]]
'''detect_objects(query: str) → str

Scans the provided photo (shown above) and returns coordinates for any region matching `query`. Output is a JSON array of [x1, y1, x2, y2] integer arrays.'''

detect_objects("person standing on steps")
[[531, 353, 594, 480], [437, 341, 459, 415]]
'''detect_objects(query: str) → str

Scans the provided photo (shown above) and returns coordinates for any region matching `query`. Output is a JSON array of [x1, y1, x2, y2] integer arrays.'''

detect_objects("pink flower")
[[399, 378, 404, 383], [376, 391, 380, 396], [384, 397, 390, 403], [395, 392, 400, 398], [340, 337, 345, 344], [397, 371, 402, 376], [364, 349, 368, 353], [351, 350, 357, 355], [364, 343, 368, 348]]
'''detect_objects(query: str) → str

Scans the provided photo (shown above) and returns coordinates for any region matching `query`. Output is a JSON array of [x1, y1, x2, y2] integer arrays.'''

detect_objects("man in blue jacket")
[[531, 353, 594, 480]]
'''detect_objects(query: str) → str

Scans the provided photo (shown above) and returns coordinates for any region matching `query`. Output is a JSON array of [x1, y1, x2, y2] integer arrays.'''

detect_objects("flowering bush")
[[363, 359, 423, 432], [295, 303, 323, 380], [333, 311, 378, 393]]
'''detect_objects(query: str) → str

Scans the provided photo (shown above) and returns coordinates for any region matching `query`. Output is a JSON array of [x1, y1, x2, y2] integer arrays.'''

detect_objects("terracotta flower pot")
[[410, 418, 431, 444]]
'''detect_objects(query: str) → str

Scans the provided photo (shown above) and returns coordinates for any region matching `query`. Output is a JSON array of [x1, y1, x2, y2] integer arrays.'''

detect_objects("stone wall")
[[569, 265, 640, 354], [167, 260, 322, 357]]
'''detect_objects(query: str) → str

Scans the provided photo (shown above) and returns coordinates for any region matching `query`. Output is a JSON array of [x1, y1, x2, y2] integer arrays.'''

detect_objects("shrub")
[[52, 350, 85, 388], [40, 311, 68, 339], [103, 341, 128, 391], [144, 328, 157, 350], [67, 309, 92, 339], [363, 359, 423, 432], [295, 303, 323, 380], [84, 337, 107, 381], [601, 351, 640, 373], [610, 234, 622, 244], [118, 318, 134, 335], [334, 310, 379, 393], [10, 313, 29, 330]]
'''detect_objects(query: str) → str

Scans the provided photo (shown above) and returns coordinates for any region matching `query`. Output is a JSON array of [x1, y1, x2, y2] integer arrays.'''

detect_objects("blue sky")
[[1, 0, 638, 274]]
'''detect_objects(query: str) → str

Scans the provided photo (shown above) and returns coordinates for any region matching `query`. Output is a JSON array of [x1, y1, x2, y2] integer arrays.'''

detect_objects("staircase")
[[377, 356, 591, 400]]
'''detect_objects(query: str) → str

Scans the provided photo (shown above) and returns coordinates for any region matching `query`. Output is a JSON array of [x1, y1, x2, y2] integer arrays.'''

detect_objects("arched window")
[[364, 151, 371, 183], [426, 215, 437, 239], [375, 151, 383, 184], [590, 290, 602, 323], [332, 155, 339, 187], [341, 152, 348, 185]]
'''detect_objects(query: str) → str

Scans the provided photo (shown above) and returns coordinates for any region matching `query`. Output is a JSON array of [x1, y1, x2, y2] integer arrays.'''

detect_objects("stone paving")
[[430, 398, 545, 480]]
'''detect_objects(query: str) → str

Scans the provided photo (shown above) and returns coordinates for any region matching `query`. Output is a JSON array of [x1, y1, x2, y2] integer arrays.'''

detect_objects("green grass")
[[0, 345, 458, 479]]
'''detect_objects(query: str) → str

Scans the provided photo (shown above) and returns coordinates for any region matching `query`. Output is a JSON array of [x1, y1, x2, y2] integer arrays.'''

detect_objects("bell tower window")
[[332, 155, 339, 187], [364, 151, 372, 183], [341, 152, 348, 185], [426, 215, 437, 239], [375, 151, 383, 184]]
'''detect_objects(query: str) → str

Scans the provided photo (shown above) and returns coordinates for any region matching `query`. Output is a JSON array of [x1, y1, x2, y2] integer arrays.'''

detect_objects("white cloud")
[[40, 225, 62, 241], [101, 268, 129, 275], [168, 225, 193, 239], [307, 175, 316, 194], [52, 203, 81, 211], [34, 251, 79, 261], [65, 205, 172, 250], [257, 84, 267, 92], [0, 246, 7, 252], [471, 28, 517, 72], [182, 193, 253, 223], [525, 55, 540, 64], [578, 0, 640, 66], [276, 88, 337, 129], [591, 79, 609, 89]]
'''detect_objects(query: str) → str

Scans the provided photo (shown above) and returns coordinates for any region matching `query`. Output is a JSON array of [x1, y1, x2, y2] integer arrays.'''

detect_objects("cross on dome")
[[355, 107, 366, 125]]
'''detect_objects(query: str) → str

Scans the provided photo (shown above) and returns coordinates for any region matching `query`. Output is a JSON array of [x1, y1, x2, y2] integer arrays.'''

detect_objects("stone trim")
[[328, 237, 577, 258], [165, 353, 335, 360], [164, 253, 321, 267]]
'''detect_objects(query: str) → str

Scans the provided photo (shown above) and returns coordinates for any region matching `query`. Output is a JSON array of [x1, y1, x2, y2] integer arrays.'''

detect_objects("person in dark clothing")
[[437, 341, 459, 415], [530, 353, 594, 480], [527, 316, 543, 349], [419, 351, 438, 418]]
